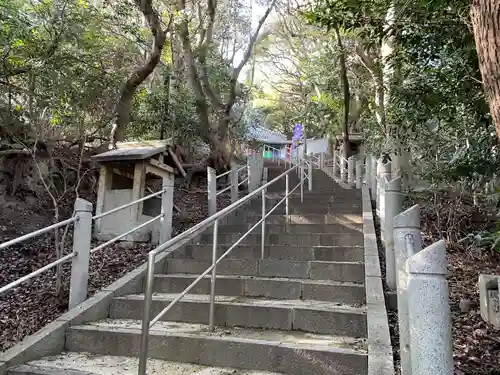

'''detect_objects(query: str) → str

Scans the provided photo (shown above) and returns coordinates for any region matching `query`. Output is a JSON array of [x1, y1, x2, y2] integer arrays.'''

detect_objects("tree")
[[110, 0, 172, 148], [175, 0, 276, 152], [470, 0, 500, 139]]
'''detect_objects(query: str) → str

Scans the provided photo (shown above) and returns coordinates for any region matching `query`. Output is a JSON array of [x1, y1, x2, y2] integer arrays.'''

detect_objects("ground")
[[0, 181, 232, 352], [377, 192, 500, 375]]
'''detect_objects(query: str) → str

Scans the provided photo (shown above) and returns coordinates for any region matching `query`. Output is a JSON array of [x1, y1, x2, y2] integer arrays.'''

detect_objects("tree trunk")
[[110, 0, 167, 148], [471, 0, 500, 139], [334, 25, 350, 158]]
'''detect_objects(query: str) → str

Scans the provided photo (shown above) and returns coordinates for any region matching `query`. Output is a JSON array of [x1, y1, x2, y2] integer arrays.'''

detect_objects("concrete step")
[[8, 352, 284, 374], [199, 232, 363, 247], [243, 207, 361, 215], [153, 274, 366, 305], [110, 294, 367, 336], [243, 214, 363, 225], [218, 223, 363, 234], [175, 244, 364, 262], [165, 259, 365, 283], [66, 320, 368, 375]]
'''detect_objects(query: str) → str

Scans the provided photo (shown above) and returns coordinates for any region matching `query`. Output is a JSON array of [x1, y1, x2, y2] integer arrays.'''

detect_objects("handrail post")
[[159, 175, 174, 244], [379, 161, 392, 241], [308, 157, 313, 191], [285, 173, 290, 218], [394, 205, 422, 375], [263, 167, 268, 184], [319, 152, 324, 170], [406, 240, 453, 375], [138, 252, 156, 375], [333, 150, 338, 177], [348, 156, 355, 186], [355, 159, 362, 189], [261, 188, 266, 259], [209, 219, 219, 331], [207, 167, 217, 216], [384, 177, 402, 290], [69, 198, 93, 309], [365, 154, 372, 187], [300, 159, 304, 203], [230, 165, 238, 203], [247, 157, 254, 193], [370, 155, 377, 201], [340, 156, 346, 182]]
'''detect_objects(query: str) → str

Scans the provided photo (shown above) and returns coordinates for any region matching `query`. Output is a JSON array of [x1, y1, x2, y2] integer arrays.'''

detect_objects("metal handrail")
[[137, 162, 306, 374], [215, 184, 232, 196], [216, 169, 231, 179], [92, 189, 165, 220], [0, 216, 78, 250], [238, 177, 248, 187], [0, 252, 76, 295], [90, 214, 164, 254]]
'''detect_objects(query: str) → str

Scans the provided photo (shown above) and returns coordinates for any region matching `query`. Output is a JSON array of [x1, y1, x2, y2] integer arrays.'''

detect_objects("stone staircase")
[[7, 165, 370, 375]]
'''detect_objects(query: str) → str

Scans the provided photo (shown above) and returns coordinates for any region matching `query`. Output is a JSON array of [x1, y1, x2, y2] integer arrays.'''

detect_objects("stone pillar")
[[308, 157, 313, 191], [378, 161, 392, 239], [207, 167, 217, 216], [340, 155, 346, 182], [406, 240, 453, 375], [347, 156, 355, 186], [384, 177, 402, 290], [370, 155, 377, 201], [333, 150, 338, 177], [159, 174, 174, 243], [262, 167, 268, 184], [394, 205, 422, 375], [230, 165, 238, 203], [69, 198, 93, 309], [319, 152, 325, 170], [365, 154, 372, 190], [355, 160, 362, 189]]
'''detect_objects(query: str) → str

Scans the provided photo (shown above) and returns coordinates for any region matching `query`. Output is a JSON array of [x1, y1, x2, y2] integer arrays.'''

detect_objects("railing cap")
[[393, 204, 420, 229], [406, 239, 447, 275]]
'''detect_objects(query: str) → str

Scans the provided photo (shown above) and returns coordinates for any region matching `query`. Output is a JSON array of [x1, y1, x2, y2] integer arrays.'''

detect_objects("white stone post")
[[355, 160, 362, 189], [340, 155, 346, 182], [159, 174, 174, 243], [370, 155, 377, 201], [365, 154, 372, 186], [230, 165, 238, 203], [69, 198, 93, 309], [333, 150, 338, 177], [406, 240, 453, 375], [384, 177, 402, 290], [247, 156, 254, 192], [207, 166, 217, 216], [319, 152, 325, 170], [262, 167, 268, 184], [308, 157, 313, 191], [347, 156, 355, 186], [378, 161, 392, 238], [394, 205, 422, 375]]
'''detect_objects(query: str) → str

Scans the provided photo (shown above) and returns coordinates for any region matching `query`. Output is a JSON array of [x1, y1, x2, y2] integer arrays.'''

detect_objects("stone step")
[[244, 214, 363, 225], [8, 352, 284, 375], [218, 223, 363, 234], [175, 244, 364, 262], [110, 294, 367, 337], [249, 202, 362, 210], [152, 274, 366, 305], [243, 205, 361, 215], [66, 320, 368, 375], [165, 259, 365, 283], [199, 232, 363, 247]]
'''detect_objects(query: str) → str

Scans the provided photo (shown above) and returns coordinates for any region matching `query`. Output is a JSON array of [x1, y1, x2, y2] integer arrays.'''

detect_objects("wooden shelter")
[[91, 139, 185, 245]]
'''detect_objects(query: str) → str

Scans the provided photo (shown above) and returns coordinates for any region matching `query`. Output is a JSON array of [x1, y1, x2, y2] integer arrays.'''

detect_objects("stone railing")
[[317, 151, 454, 375]]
